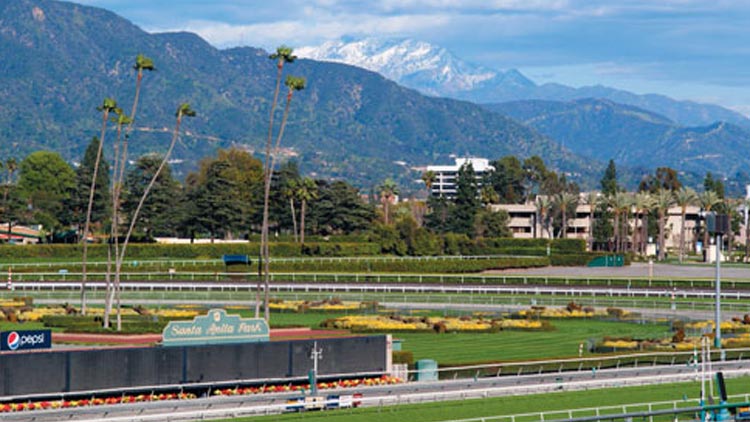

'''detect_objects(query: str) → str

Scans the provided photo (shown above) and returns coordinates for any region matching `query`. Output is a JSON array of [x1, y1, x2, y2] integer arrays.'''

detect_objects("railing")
[[0, 255, 536, 270], [6, 270, 750, 289], [437, 396, 750, 422]]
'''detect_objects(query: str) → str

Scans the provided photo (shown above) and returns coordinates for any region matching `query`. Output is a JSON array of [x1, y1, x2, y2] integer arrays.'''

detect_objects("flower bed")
[[320, 315, 552, 333], [269, 298, 378, 313], [515, 304, 629, 320], [212, 375, 401, 396], [0, 392, 196, 413], [0, 376, 401, 414]]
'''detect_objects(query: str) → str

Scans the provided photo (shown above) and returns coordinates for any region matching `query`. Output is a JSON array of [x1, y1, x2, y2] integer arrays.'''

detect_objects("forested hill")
[[0, 0, 598, 189]]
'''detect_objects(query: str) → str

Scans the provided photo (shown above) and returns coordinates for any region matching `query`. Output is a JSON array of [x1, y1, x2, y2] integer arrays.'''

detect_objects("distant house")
[[427, 158, 494, 199], [0, 224, 42, 244]]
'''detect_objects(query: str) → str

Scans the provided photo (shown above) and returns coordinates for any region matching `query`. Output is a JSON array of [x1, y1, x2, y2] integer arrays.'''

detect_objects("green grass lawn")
[[219, 376, 750, 422], [398, 319, 671, 364]]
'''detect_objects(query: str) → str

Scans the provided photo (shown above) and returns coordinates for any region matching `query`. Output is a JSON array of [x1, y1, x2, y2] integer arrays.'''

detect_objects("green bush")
[[392, 350, 414, 365], [550, 239, 586, 253], [549, 254, 597, 266], [0, 242, 380, 260], [271, 256, 549, 274]]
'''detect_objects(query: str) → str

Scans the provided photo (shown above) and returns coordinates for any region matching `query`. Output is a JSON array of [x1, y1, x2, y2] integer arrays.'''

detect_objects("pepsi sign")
[[1, 330, 52, 351]]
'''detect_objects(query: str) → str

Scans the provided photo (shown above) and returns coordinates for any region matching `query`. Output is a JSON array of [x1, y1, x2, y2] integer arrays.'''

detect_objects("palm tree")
[[654, 189, 675, 261], [699, 190, 721, 254], [556, 192, 579, 239], [2, 158, 17, 238], [614, 192, 633, 253], [674, 187, 697, 263], [259, 75, 306, 322], [258, 46, 297, 320], [282, 178, 299, 242], [103, 108, 132, 329], [296, 177, 318, 245], [536, 196, 553, 239], [117, 104, 195, 329], [634, 191, 653, 255], [80, 97, 117, 316], [378, 178, 399, 225], [583, 192, 599, 251], [422, 170, 436, 196], [111, 55, 155, 330]]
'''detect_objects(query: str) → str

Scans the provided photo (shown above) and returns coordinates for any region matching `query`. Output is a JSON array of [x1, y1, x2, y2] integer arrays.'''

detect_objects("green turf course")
[[237, 312, 673, 364], [215, 376, 750, 422], [398, 319, 671, 364]]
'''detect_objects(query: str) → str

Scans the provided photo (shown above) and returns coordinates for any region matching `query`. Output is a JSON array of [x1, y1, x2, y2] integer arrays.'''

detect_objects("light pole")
[[715, 231, 721, 349]]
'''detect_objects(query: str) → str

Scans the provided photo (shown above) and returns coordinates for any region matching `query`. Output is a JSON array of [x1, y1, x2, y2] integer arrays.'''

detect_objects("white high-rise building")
[[426, 158, 494, 198]]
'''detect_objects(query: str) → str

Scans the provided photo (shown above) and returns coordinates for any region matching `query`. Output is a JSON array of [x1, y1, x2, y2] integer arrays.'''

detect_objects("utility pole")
[[715, 232, 722, 349], [309, 341, 323, 395]]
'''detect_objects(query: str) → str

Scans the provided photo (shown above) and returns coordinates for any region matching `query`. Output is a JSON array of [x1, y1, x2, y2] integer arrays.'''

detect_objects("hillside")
[[485, 99, 750, 184], [0, 0, 597, 190]]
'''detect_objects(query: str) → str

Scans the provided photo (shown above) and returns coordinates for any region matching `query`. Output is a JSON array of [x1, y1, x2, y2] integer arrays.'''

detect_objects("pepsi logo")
[[6, 331, 20, 351]]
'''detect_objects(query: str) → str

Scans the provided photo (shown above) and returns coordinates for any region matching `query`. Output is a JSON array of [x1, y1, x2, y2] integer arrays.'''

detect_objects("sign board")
[[162, 308, 269, 347], [1, 329, 52, 351]]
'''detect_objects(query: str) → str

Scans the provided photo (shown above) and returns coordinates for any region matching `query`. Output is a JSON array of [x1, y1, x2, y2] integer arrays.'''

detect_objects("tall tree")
[[119, 104, 195, 299], [556, 192, 579, 239], [296, 177, 318, 245], [536, 195, 553, 239], [703, 172, 726, 200], [674, 187, 698, 263], [601, 159, 618, 196], [261, 75, 306, 322], [111, 54, 155, 330], [489, 156, 525, 204], [450, 163, 481, 236], [378, 178, 399, 225], [421, 170, 436, 197], [654, 189, 675, 261], [583, 192, 599, 251], [634, 191, 653, 255], [307, 180, 376, 235], [282, 178, 299, 242], [191, 161, 243, 242], [80, 98, 116, 315], [259, 45, 297, 320], [17, 151, 75, 235]]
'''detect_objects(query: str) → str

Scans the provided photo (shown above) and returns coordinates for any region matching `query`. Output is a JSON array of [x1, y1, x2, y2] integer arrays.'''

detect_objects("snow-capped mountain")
[[297, 38, 750, 128], [297, 38, 533, 97]]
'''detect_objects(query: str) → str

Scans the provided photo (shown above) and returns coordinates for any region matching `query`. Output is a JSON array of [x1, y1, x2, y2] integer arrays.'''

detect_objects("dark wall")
[[0, 336, 387, 397]]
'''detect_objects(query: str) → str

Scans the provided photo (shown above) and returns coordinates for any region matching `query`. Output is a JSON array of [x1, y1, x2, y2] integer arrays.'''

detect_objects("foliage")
[[17, 151, 76, 233], [65, 137, 111, 233], [121, 155, 184, 238], [601, 159, 618, 196]]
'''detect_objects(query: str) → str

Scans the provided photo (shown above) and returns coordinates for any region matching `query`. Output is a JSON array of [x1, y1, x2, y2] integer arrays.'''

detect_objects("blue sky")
[[73, 0, 750, 114]]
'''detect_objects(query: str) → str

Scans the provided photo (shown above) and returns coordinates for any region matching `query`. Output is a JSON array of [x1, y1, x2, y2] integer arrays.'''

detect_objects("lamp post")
[[715, 232, 721, 349]]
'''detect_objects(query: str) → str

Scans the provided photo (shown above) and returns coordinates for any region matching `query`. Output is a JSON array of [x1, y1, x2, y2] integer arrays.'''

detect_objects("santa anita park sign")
[[162, 309, 270, 346]]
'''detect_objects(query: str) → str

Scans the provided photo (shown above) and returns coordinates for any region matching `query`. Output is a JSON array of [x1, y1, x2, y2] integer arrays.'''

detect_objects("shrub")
[[392, 350, 414, 365]]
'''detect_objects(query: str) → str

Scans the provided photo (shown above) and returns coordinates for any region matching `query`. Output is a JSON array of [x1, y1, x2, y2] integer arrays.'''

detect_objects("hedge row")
[[270, 257, 550, 273], [0, 242, 381, 260]]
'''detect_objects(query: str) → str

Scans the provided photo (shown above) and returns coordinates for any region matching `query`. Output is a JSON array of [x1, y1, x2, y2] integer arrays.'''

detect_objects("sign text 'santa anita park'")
[[162, 309, 269, 346]]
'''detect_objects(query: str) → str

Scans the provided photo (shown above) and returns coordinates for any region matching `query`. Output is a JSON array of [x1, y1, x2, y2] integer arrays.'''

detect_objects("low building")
[[0, 224, 42, 244]]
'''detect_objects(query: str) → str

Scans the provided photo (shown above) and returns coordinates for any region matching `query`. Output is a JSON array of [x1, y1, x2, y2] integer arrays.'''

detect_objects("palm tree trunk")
[[289, 198, 298, 243], [81, 110, 110, 316], [300, 199, 307, 245], [613, 211, 619, 253], [113, 70, 144, 330], [117, 114, 184, 302], [658, 211, 666, 261], [262, 91, 295, 322], [679, 209, 686, 263]]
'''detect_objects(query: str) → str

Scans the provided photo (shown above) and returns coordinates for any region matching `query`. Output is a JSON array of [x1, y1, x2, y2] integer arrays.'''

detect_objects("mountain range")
[[484, 99, 750, 188], [299, 38, 750, 129], [0, 0, 594, 190]]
